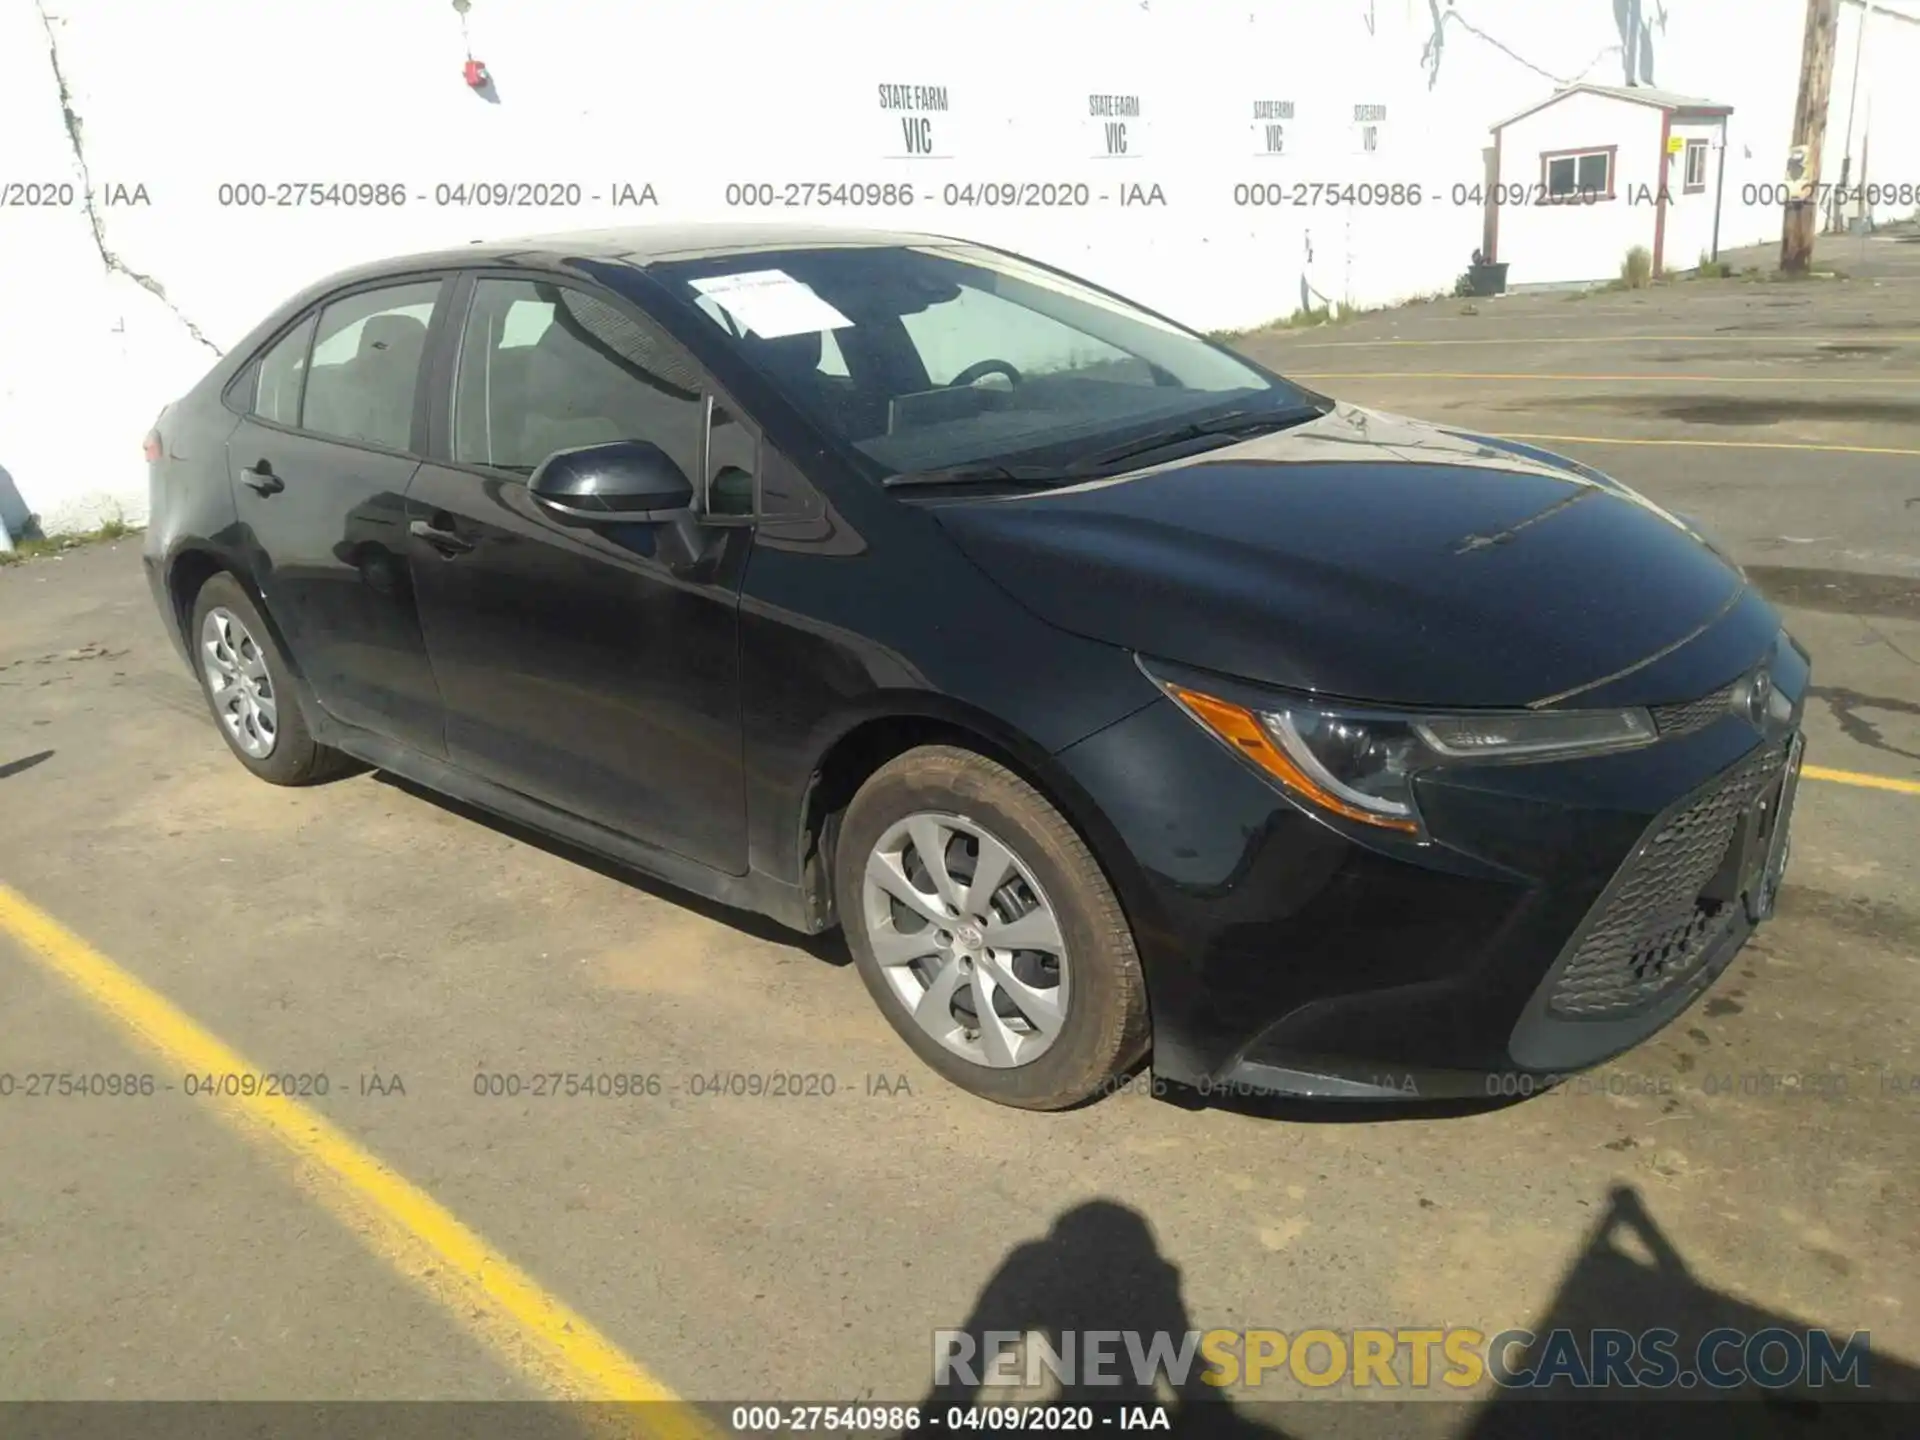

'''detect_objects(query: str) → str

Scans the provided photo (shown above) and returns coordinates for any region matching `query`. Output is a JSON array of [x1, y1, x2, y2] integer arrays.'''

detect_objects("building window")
[[1684, 138, 1710, 193], [1543, 147, 1615, 201]]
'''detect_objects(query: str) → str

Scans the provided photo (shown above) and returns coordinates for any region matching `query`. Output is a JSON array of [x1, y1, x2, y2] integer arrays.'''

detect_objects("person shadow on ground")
[[916, 1199, 1289, 1438]]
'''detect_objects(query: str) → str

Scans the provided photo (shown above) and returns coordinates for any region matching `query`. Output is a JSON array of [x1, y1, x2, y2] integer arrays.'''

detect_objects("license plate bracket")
[[1698, 735, 1803, 922], [1744, 733, 1804, 923]]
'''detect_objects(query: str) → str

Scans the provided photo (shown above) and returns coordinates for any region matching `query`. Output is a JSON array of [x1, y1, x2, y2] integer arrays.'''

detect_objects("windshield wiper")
[[1064, 402, 1331, 476], [881, 462, 1078, 490], [880, 402, 1331, 491]]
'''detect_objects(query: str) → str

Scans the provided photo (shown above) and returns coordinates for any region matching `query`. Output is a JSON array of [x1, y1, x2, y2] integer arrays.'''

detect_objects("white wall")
[[1828, 0, 1920, 226], [3, 0, 1918, 537]]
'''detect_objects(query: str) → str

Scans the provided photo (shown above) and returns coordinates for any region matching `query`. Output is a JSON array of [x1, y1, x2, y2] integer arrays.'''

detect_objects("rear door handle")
[[409, 517, 475, 556], [239, 463, 284, 496]]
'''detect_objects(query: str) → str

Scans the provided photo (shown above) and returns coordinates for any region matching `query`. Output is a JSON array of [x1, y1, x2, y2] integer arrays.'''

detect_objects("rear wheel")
[[835, 745, 1149, 1109], [189, 573, 353, 786]]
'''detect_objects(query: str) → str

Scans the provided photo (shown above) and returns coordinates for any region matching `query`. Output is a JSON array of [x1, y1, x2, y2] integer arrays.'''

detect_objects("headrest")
[[358, 313, 427, 360]]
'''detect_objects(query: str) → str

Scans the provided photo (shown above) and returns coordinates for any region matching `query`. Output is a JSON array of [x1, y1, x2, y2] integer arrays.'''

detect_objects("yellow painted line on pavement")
[[1281, 334, 1920, 348], [1295, 371, 1920, 384], [0, 882, 718, 1439], [1804, 765, 1920, 796], [1491, 431, 1920, 458]]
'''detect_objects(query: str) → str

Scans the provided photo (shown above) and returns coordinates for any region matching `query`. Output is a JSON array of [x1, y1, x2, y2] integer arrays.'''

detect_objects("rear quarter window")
[[250, 316, 316, 427]]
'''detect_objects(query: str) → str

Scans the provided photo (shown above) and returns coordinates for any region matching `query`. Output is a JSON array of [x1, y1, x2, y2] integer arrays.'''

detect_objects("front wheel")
[[835, 746, 1149, 1109]]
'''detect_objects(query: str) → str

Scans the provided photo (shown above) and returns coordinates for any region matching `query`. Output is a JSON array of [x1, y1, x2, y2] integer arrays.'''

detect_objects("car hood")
[[929, 403, 1754, 709]]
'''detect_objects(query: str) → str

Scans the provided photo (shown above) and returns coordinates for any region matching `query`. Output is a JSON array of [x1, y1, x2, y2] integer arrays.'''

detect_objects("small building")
[[1484, 83, 1734, 288]]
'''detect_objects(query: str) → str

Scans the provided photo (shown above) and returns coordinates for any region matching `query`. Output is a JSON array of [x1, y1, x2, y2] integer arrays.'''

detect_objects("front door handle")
[[239, 463, 284, 496], [409, 517, 475, 556]]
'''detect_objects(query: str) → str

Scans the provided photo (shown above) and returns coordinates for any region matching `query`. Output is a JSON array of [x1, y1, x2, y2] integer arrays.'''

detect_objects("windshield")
[[650, 243, 1319, 479]]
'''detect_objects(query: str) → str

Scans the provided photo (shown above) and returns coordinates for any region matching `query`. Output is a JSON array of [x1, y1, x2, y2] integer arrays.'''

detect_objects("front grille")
[[1650, 683, 1736, 738], [1548, 740, 1789, 1019]]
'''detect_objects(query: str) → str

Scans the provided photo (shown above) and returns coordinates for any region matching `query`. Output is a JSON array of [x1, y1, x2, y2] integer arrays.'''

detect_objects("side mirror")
[[529, 440, 694, 523]]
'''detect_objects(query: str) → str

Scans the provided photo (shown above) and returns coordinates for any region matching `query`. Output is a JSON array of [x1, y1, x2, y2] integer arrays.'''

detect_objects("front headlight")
[[1154, 674, 1656, 838]]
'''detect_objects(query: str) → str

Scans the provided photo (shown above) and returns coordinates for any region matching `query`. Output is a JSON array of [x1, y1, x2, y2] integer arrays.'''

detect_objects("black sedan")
[[142, 224, 1809, 1109]]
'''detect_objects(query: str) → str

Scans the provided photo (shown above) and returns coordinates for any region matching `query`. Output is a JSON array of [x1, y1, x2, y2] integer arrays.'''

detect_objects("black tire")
[[835, 745, 1149, 1110], [187, 572, 354, 787]]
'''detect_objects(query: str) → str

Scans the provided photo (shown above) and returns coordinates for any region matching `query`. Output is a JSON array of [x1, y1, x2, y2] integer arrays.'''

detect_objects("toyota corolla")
[[142, 224, 1809, 1109]]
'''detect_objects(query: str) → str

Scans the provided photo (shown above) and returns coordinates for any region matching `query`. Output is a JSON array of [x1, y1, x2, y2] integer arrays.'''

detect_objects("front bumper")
[[1052, 631, 1810, 1102]]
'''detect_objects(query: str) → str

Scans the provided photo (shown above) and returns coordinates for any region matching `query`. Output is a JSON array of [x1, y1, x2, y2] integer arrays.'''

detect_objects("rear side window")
[[301, 281, 443, 451], [252, 316, 315, 426]]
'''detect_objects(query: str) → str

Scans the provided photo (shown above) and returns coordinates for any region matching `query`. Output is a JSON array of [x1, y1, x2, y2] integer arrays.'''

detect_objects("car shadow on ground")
[[916, 1187, 1919, 1439], [1154, 1078, 1523, 1124], [367, 769, 853, 965]]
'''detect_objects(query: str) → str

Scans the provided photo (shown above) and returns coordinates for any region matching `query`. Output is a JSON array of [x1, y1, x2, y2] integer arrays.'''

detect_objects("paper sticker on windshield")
[[688, 269, 853, 339]]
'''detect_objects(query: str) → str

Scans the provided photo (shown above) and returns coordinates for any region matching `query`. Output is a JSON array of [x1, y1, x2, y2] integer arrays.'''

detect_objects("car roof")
[[322, 223, 976, 287]]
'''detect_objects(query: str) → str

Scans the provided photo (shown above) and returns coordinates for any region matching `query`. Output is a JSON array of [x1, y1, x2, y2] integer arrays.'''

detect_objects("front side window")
[[654, 243, 1309, 479], [301, 281, 442, 451], [452, 278, 707, 484], [252, 316, 315, 428], [1546, 149, 1612, 199]]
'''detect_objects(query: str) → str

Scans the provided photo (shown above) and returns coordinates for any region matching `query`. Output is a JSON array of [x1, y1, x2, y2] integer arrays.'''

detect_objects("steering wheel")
[[947, 358, 1024, 389]]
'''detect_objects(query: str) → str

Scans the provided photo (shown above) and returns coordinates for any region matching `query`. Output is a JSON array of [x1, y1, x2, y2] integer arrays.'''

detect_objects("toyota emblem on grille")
[[1736, 665, 1774, 732]]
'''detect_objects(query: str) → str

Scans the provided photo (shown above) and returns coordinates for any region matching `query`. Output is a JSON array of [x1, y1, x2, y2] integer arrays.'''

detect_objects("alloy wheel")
[[200, 606, 279, 759], [860, 811, 1070, 1068]]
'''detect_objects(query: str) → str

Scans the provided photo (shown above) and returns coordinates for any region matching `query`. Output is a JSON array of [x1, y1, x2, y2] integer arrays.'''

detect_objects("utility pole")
[[1781, 0, 1841, 272]]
